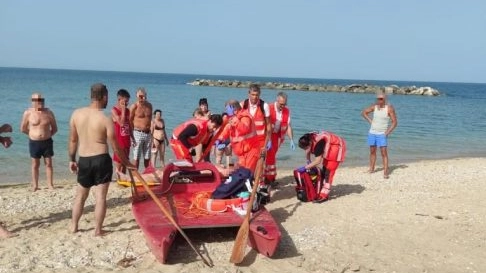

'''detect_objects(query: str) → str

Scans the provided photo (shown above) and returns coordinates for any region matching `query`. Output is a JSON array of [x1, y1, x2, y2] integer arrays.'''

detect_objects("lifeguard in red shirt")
[[216, 100, 261, 173], [265, 92, 295, 185], [296, 131, 347, 202]]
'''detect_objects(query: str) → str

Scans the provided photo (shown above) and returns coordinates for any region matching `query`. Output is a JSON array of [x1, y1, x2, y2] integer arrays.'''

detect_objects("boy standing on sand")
[[68, 83, 134, 236], [20, 93, 58, 191], [111, 89, 134, 179], [361, 91, 398, 179]]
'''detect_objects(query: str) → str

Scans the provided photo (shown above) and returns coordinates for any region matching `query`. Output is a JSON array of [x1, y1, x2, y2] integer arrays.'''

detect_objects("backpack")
[[211, 167, 267, 212], [293, 167, 323, 202], [211, 167, 253, 199]]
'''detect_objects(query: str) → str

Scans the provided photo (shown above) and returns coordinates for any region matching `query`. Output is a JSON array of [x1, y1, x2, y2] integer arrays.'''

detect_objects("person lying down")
[[116, 164, 236, 183]]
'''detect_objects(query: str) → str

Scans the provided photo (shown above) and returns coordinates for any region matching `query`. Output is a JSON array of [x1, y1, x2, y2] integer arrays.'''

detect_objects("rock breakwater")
[[188, 79, 440, 96]]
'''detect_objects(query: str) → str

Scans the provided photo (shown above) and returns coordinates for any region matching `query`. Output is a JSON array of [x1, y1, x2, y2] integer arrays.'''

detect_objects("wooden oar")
[[198, 117, 229, 163], [127, 168, 139, 199], [130, 169, 214, 267], [229, 154, 265, 264]]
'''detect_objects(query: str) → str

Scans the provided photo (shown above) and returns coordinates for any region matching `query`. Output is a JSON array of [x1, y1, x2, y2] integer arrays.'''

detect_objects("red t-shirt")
[[113, 106, 131, 148]]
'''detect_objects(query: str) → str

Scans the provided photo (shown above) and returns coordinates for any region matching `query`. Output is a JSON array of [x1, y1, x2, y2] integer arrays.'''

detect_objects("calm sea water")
[[1, 67, 485, 185]]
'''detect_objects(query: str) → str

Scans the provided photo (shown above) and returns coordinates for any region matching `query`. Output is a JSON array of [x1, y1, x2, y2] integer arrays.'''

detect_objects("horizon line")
[[1, 66, 484, 85]]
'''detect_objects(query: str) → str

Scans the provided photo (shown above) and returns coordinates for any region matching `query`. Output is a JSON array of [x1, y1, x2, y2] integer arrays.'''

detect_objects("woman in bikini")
[[151, 109, 168, 168]]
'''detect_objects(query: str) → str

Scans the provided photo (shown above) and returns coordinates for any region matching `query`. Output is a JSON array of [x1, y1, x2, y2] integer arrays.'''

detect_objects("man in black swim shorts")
[[68, 83, 134, 236]]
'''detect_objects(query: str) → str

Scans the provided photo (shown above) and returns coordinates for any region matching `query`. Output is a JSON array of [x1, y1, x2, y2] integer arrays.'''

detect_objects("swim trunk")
[[367, 133, 387, 147], [29, 138, 54, 159], [77, 154, 113, 188], [133, 129, 152, 160]]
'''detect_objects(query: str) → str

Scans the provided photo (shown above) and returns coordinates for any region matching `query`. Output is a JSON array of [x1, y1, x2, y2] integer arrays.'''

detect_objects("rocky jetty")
[[187, 79, 440, 96]]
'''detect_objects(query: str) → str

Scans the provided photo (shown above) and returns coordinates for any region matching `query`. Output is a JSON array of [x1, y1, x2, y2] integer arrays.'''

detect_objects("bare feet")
[[366, 169, 375, 174], [31, 187, 40, 192], [95, 230, 110, 237], [0, 228, 16, 239], [70, 224, 78, 234], [384, 174, 390, 179], [48, 184, 55, 190]]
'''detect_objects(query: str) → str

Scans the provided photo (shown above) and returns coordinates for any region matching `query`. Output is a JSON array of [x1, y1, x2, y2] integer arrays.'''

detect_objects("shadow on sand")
[[16, 196, 134, 232]]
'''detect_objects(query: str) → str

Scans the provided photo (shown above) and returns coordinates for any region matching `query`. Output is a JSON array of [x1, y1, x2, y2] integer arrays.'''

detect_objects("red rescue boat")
[[131, 161, 281, 264]]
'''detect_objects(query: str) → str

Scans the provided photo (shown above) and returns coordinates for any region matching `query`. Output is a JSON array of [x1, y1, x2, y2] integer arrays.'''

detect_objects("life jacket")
[[225, 111, 258, 156], [242, 99, 266, 140], [172, 118, 209, 147], [269, 102, 290, 143], [293, 167, 323, 202], [310, 131, 346, 162]]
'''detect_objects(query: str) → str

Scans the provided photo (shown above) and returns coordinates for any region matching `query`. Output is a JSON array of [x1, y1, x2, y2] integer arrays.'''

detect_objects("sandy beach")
[[1, 157, 485, 273]]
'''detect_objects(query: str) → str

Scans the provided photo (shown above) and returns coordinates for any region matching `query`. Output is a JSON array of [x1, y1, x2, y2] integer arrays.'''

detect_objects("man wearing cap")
[[20, 93, 58, 191], [361, 91, 398, 179], [129, 88, 153, 170]]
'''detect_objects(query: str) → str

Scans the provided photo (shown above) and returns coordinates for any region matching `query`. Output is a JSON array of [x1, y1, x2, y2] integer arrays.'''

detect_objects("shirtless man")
[[129, 88, 153, 170], [20, 93, 58, 191], [68, 83, 134, 236]]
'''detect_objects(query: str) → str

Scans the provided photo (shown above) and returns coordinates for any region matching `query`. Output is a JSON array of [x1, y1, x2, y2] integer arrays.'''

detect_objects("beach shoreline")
[[1, 157, 485, 273]]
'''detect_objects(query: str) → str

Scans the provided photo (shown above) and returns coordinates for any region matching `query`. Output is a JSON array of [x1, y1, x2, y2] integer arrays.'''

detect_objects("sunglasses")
[[377, 98, 384, 100], [31, 98, 45, 102]]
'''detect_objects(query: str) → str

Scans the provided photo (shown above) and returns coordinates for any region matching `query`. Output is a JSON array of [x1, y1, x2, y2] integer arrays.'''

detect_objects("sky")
[[1, 0, 485, 83]]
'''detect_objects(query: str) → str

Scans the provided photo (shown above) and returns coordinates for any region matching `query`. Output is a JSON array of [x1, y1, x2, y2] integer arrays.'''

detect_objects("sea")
[[1, 67, 485, 185]]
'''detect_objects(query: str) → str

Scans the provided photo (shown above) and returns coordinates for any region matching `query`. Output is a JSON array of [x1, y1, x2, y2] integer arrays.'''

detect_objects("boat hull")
[[131, 161, 281, 263]]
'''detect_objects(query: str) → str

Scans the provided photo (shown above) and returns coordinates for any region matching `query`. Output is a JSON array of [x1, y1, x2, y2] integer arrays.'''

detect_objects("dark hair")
[[209, 114, 223, 127], [91, 83, 108, 100], [117, 89, 130, 99], [249, 83, 261, 93], [154, 109, 161, 115], [298, 133, 312, 149], [199, 98, 208, 106]]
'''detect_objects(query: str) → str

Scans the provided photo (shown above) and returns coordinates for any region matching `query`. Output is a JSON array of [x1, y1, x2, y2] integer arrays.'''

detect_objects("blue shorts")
[[29, 138, 54, 159], [367, 133, 387, 147]]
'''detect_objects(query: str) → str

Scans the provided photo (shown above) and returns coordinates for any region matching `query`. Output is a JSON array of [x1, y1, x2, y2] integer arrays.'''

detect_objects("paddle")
[[130, 169, 214, 267], [127, 169, 139, 199], [229, 154, 265, 264], [198, 117, 229, 163]]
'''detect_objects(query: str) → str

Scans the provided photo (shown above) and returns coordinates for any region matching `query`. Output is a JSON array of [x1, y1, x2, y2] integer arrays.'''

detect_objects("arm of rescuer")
[[177, 124, 198, 149], [263, 102, 272, 151], [303, 140, 325, 171]]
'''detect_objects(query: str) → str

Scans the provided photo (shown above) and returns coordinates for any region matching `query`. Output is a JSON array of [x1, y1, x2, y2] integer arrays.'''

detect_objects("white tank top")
[[369, 105, 389, 134]]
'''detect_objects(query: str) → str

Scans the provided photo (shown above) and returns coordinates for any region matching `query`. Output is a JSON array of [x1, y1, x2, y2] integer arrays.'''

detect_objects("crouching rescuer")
[[295, 131, 346, 202]]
